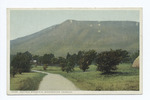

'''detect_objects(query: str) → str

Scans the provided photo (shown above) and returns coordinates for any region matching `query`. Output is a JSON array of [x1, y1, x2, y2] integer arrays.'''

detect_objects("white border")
[[1, 0, 150, 100], [7, 8, 142, 95]]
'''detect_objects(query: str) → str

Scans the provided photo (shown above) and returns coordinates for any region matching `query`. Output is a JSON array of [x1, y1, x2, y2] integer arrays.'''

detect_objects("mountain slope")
[[10, 20, 139, 57]]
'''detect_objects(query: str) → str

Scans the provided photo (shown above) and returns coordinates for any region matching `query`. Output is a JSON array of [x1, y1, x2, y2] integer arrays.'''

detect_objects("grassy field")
[[10, 72, 46, 90], [32, 63, 139, 91]]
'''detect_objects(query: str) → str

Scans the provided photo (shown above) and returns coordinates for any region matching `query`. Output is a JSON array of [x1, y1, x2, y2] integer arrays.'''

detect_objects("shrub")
[[96, 49, 128, 74]]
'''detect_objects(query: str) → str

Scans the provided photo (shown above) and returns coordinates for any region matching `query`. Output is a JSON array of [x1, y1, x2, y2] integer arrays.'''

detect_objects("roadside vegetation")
[[32, 63, 139, 90], [10, 49, 139, 90], [10, 72, 46, 90], [10, 51, 46, 90]]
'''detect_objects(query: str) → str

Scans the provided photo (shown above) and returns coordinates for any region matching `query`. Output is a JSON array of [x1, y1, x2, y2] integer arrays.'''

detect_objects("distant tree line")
[[10, 49, 139, 77]]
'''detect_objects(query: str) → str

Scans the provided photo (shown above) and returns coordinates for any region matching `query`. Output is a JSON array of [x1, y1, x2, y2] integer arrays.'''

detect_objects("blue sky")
[[10, 9, 140, 40]]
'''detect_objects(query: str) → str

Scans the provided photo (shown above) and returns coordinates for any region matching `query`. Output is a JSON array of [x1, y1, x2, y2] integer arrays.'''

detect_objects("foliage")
[[42, 53, 54, 65], [65, 62, 74, 73], [79, 50, 97, 72], [10, 66, 17, 77], [10, 72, 46, 90], [32, 63, 139, 91], [11, 51, 32, 77], [10, 55, 15, 62], [66, 52, 71, 60], [115, 49, 130, 63], [38, 56, 43, 65], [58, 57, 67, 71], [96, 49, 129, 73], [51, 57, 58, 65], [43, 64, 48, 70], [76, 51, 85, 65], [65, 53, 77, 73], [130, 50, 139, 63], [32, 55, 39, 64]]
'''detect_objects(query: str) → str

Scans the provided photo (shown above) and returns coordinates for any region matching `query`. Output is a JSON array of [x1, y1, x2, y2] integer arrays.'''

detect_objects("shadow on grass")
[[100, 71, 139, 76]]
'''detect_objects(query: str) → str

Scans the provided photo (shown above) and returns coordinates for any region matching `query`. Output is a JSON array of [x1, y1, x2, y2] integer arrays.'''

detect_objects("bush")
[[96, 49, 128, 74]]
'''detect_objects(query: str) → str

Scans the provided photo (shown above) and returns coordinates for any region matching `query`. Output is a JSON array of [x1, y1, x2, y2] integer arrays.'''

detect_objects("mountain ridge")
[[10, 20, 139, 57]]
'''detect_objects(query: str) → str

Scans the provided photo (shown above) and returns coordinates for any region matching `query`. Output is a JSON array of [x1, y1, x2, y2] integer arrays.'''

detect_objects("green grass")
[[32, 63, 139, 91], [10, 72, 46, 90]]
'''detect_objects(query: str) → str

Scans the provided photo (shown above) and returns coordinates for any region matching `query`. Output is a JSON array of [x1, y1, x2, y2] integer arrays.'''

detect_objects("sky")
[[10, 9, 140, 40]]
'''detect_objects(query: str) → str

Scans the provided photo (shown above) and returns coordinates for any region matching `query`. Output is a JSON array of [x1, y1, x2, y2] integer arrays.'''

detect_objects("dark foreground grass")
[[10, 72, 46, 90], [32, 63, 139, 91]]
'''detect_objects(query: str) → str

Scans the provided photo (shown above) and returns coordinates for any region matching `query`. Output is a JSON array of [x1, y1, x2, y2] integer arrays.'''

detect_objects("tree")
[[24, 51, 32, 60], [71, 53, 78, 65], [10, 66, 17, 77], [58, 57, 67, 71], [65, 53, 77, 73], [22, 51, 32, 72], [32, 55, 39, 65], [66, 52, 71, 59], [51, 57, 58, 65], [79, 50, 97, 72], [43, 64, 48, 70], [96, 49, 128, 74], [77, 51, 85, 65], [65, 61, 74, 73], [115, 49, 130, 63], [38, 56, 43, 65], [11, 51, 32, 76], [42, 53, 54, 65]]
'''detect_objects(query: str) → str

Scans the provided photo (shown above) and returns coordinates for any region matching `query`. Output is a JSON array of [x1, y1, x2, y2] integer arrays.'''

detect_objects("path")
[[32, 70, 79, 90]]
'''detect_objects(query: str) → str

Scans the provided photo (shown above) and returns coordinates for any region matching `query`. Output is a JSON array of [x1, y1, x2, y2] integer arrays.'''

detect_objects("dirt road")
[[32, 70, 79, 90]]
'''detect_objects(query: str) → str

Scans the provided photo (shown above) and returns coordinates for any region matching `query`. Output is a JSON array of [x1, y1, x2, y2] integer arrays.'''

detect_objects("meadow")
[[10, 72, 46, 90], [32, 63, 139, 91]]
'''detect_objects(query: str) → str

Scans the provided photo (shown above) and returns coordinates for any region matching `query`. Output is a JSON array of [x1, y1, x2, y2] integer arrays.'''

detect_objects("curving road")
[[32, 70, 79, 90]]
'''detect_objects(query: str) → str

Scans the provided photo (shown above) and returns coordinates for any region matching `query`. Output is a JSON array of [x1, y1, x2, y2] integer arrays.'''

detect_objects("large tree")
[[11, 51, 32, 77], [96, 49, 129, 74], [79, 50, 97, 72], [115, 49, 130, 63]]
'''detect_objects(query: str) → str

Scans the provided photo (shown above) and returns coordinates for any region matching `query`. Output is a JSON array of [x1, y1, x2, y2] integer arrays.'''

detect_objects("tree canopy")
[[79, 50, 97, 72], [11, 51, 32, 77], [96, 49, 129, 74], [42, 53, 54, 65]]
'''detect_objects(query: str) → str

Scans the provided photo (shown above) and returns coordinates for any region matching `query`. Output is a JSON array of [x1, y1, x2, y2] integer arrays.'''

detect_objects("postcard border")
[[7, 8, 143, 95]]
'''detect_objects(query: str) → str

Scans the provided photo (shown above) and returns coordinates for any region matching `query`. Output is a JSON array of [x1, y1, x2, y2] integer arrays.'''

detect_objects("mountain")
[[10, 20, 139, 57]]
